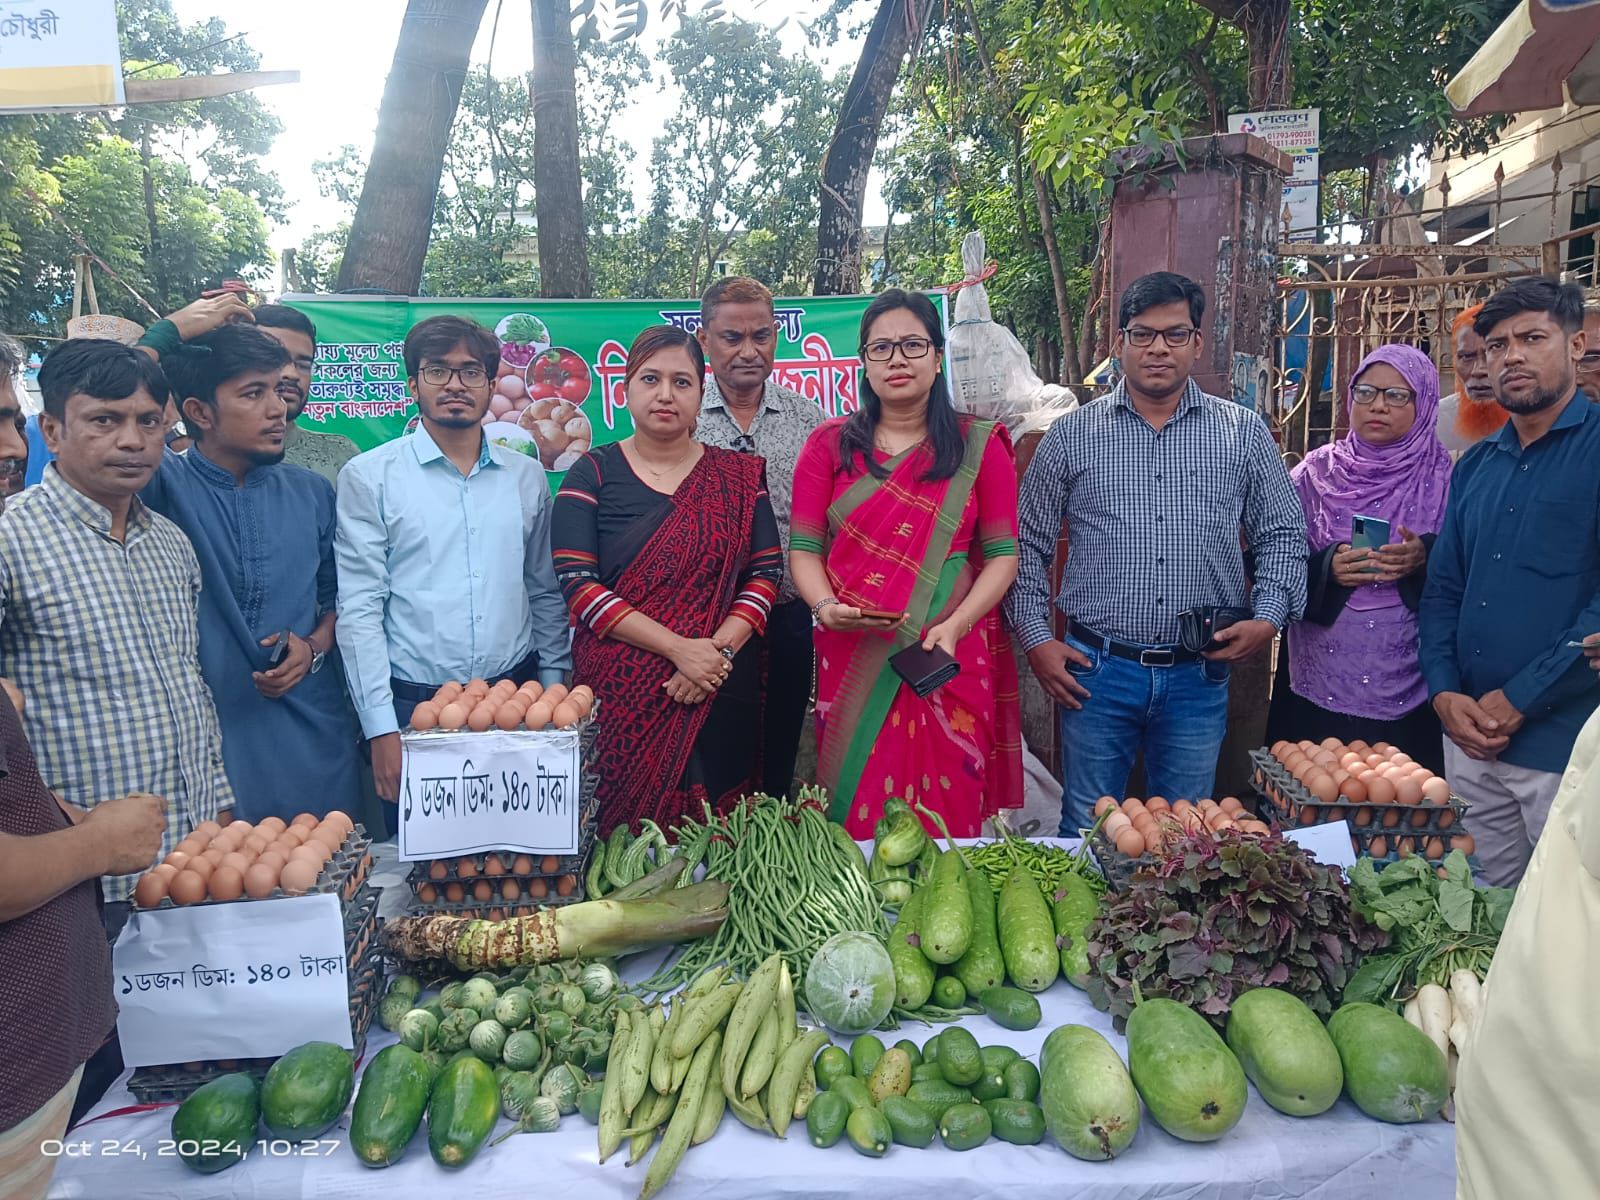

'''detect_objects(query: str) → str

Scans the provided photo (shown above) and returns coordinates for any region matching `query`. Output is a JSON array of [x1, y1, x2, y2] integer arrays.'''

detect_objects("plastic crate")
[[134, 823, 375, 912]]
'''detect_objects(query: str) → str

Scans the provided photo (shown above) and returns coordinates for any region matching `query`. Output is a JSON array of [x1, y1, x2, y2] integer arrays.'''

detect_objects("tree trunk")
[[1189, 0, 1291, 109], [531, 0, 592, 298], [336, 0, 489, 294], [1031, 172, 1082, 386], [138, 127, 165, 304], [812, 0, 935, 295]]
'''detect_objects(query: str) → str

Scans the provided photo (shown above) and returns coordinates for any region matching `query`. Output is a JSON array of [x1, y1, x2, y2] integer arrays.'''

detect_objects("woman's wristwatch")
[[811, 596, 839, 626]]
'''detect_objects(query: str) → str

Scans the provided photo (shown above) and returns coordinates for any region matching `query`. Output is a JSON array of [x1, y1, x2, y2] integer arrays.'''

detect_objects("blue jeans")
[[1056, 633, 1231, 836]]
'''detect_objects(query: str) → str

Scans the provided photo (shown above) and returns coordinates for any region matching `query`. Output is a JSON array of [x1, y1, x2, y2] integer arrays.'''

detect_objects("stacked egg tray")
[[1085, 827, 1154, 893], [404, 735, 602, 918], [136, 824, 374, 912], [1249, 749, 1475, 865], [126, 944, 384, 1104]]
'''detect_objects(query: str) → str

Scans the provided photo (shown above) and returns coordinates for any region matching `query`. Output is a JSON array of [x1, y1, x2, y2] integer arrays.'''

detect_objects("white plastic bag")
[[943, 231, 1079, 436]]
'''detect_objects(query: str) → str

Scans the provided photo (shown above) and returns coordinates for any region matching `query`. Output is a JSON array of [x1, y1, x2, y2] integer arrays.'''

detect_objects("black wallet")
[[1177, 606, 1252, 653], [889, 642, 961, 697]]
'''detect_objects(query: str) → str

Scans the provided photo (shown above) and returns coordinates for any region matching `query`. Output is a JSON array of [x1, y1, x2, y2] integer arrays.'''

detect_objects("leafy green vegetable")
[[1341, 851, 1511, 1009], [501, 313, 548, 346], [1082, 830, 1386, 1030]]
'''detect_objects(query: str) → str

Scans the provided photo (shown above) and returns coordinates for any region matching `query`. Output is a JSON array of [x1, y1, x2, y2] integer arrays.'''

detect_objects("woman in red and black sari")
[[553, 326, 783, 835]]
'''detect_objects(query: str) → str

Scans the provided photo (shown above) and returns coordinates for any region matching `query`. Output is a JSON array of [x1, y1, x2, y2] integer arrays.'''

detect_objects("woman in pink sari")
[[789, 290, 1023, 838]]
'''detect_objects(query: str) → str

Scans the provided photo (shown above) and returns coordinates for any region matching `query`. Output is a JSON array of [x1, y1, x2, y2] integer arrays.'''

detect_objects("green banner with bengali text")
[[281, 293, 944, 483]]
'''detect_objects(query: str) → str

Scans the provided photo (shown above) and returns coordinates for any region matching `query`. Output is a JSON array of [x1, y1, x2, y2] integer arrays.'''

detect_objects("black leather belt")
[[1068, 619, 1202, 667]]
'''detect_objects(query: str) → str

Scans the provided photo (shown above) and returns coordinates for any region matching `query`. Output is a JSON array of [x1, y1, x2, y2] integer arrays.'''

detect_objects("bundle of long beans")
[[636, 789, 887, 999]]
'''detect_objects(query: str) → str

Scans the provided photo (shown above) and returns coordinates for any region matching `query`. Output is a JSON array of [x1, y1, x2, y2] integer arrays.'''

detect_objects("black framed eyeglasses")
[[1351, 384, 1415, 407], [419, 364, 489, 387], [1579, 352, 1600, 367], [731, 433, 757, 453], [1121, 326, 1198, 348], [862, 337, 934, 361]]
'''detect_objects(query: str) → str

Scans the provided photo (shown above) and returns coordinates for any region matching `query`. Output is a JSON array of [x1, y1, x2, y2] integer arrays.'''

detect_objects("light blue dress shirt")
[[334, 425, 573, 738]]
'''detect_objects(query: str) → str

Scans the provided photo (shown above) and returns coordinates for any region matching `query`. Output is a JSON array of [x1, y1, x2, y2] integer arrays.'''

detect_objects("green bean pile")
[[964, 827, 1107, 901], [637, 789, 888, 997]]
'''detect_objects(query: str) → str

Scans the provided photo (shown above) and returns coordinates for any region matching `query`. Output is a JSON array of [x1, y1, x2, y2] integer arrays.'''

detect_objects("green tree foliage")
[[0, 0, 278, 337]]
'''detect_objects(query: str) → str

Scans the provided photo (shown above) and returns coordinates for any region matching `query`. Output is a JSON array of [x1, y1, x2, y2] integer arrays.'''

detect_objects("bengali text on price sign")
[[398, 728, 582, 861], [111, 893, 351, 1067]]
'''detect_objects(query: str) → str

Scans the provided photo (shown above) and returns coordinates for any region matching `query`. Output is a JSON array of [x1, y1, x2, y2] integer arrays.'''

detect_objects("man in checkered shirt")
[[0, 340, 233, 921], [1005, 272, 1306, 835]]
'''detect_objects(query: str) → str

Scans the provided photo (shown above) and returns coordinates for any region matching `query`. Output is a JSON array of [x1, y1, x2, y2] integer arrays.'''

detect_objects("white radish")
[[1414, 983, 1453, 1062], [1449, 969, 1483, 1033], [1442, 1047, 1459, 1121], [1404, 994, 1423, 1031]]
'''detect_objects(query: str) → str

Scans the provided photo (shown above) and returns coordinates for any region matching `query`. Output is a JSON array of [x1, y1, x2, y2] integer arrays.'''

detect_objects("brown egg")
[[1409, 808, 1431, 828], [500, 877, 522, 901], [428, 859, 449, 881], [243, 834, 270, 856], [134, 872, 169, 908], [228, 820, 255, 839], [257, 816, 287, 835], [1365, 774, 1397, 805], [556, 874, 577, 897], [541, 855, 560, 874], [1312, 750, 1338, 769], [208, 866, 244, 901], [456, 856, 480, 879], [483, 853, 507, 876], [291, 812, 318, 829], [1306, 772, 1338, 804], [193, 819, 222, 839], [1290, 759, 1315, 782], [164, 850, 192, 872], [243, 862, 278, 899], [550, 701, 580, 727], [465, 677, 490, 695], [152, 862, 180, 882], [490, 680, 517, 702], [1421, 777, 1451, 805], [518, 680, 544, 701], [435, 681, 463, 703], [1352, 805, 1375, 827], [444, 881, 466, 903], [1390, 751, 1413, 767], [1319, 736, 1344, 752], [512, 854, 534, 875], [1394, 776, 1422, 807], [568, 691, 594, 717], [323, 810, 353, 836], [1381, 806, 1402, 828], [278, 825, 307, 847], [1451, 833, 1476, 854], [463, 703, 493, 732], [278, 859, 317, 895], [1104, 811, 1132, 839], [1093, 796, 1117, 818], [544, 683, 570, 706], [1423, 837, 1445, 860], [410, 703, 440, 731], [311, 824, 345, 852], [1270, 739, 1290, 759], [185, 854, 216, 880], [1145, 796, 1170, 813], [292, 842, 330, 869], [438, 703, 469, 730], [494, 702, 526, 731], [219, 851, 253, 876], [1122, 798, 1147, 815], [416, 882, 438, 904], [1340, 775, 1369, 804], [174, 837, 205, 857], [525, 701, 554, 729], [1368, 835, 1389, 858], [1114, 827, 1147, 857], [168, 870, 208, 905], [1364, 752, 1386, 769]]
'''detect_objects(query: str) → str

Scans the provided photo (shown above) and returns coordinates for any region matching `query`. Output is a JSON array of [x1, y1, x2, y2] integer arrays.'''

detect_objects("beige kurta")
[[1456, 703, 1600, 1199]]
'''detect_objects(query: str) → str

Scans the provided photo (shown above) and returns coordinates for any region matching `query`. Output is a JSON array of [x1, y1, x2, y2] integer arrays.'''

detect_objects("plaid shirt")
[[1005, 378, 1307, 650], [696, 375, 823, 604], [0, 467, 234, 900]]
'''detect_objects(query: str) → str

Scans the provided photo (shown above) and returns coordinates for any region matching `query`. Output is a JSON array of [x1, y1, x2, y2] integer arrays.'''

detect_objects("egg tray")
[[1249, 749, 1468, 837], [125, 946, 385, 1105], [343, 884, 380, 966], [1346, 826, 1479, 863], [405, 703, 603, 740], [402, 890, 585, 921], [1086, 826, 1158, 894], [410, 872, 586, 909], [135, 823, 376, 913]]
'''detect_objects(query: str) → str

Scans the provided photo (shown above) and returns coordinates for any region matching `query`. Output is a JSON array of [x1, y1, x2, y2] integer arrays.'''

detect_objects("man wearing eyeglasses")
[[1577, 304, 1600, 404], [694, 277, 822, 799], [1007, 271, 1307, 834], [334, 316, 572, 833], [253, 305, 362, 489], [1420, 277, 1600, 887]]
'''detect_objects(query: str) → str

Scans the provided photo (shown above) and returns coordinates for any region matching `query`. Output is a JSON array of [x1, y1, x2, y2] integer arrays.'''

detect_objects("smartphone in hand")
[[1350, 514, 1391, 572]]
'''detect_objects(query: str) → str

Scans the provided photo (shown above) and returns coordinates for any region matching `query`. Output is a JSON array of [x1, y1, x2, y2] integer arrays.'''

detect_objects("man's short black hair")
[[38, 339, 171, 421], [253, 303, 317, 344], [162, 325, 291, 442], [402, 315, 500, 379], [0, 333, 22, 381], [1118, 271, 1206, 332], [1474, 277, 1585, 339]]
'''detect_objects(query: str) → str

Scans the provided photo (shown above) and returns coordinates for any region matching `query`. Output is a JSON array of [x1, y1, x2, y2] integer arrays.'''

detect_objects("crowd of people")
[[1, 267, 1598, 1199]]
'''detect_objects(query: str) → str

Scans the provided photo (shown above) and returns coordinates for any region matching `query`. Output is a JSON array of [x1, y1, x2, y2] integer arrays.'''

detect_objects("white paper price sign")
[[112, 893, 350, 1068], [398, 728, 582, 861]]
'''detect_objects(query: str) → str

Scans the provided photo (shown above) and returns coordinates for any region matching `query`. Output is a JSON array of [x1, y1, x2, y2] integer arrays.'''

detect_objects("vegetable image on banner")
[[281, 293, 929, 485]]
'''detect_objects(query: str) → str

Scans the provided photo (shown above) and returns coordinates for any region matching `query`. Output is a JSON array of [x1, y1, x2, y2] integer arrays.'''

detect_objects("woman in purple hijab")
[[1266, 344, 1454, 772]]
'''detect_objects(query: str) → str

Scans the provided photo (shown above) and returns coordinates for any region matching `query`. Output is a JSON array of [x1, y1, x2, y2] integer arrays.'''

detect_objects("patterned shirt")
[[283, 421, 361, 490], [696, 375, 823, 604], [0, 467, 234, 900], [1005, 378, 1307, 650]]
